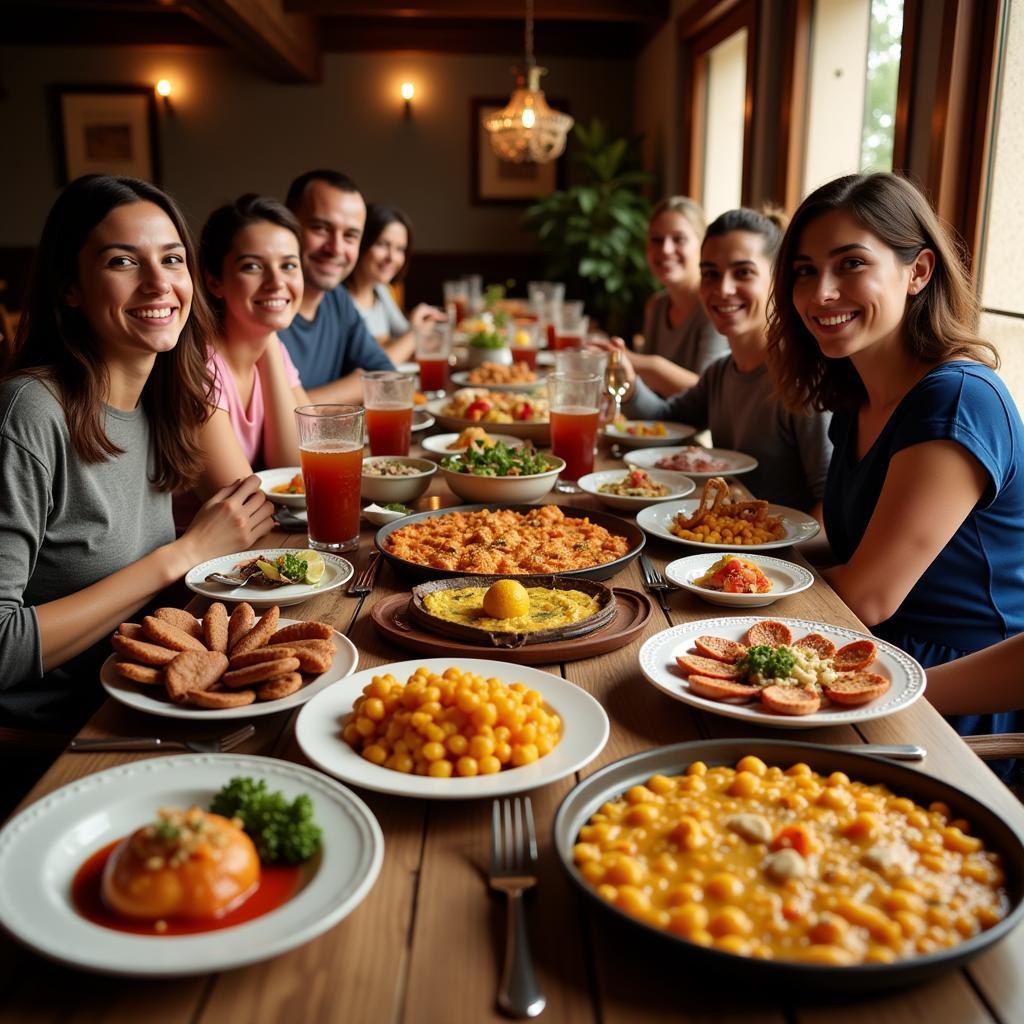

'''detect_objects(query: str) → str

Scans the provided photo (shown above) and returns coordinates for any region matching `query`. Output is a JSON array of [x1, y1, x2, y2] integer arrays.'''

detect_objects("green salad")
[[441, 442, 550, 477]]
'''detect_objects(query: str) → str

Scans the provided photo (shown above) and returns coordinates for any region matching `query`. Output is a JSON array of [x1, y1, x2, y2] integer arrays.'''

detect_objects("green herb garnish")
[[277, 552, 309, 583], [382, 502, 413, 514], [441, 442, 549, 477], [741, 644, 796, 680], [210, 776, 322, 865]]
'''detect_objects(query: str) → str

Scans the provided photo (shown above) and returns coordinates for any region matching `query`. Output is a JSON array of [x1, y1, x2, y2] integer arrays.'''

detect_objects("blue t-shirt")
[[279, 286, 394, 389], [824, 361, 1024, 775]]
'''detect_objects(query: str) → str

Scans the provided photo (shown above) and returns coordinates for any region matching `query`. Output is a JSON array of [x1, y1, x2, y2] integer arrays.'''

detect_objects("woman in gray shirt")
[[617, 208, 832, 513], [631, 197, 728, 397], [0, 175, 274, 725]]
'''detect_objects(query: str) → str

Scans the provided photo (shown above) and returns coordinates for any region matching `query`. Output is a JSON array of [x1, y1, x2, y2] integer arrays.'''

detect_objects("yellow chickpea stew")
[[341, 666, 561, 778], [573, 756, 1008, 965]]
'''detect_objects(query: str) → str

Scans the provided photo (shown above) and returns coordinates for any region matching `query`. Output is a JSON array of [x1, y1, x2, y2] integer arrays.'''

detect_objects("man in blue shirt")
[[279, 169, 394, 401]]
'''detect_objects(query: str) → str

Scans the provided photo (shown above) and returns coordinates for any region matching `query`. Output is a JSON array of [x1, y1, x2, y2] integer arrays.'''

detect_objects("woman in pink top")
[[196, 194, 311, 476]]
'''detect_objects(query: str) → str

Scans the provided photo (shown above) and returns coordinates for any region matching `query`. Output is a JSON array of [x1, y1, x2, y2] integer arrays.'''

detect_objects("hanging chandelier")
[[482, 0, 574, 164]]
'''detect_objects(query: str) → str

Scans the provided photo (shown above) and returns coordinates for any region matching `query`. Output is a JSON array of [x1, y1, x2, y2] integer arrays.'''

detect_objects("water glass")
[[362, 370, 415, 456], [295, 405, 364, 553], [554, 348, 608, 378], [548, 371, 602, 492], [414, 322, 452, 395]]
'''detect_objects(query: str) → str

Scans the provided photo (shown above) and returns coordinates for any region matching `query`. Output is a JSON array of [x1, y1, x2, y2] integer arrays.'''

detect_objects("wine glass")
[[605, 349, 631, 426]]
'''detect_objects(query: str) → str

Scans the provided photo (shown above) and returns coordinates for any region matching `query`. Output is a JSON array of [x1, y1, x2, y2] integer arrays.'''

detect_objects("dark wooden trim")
[[288, 0, 669, 20], [48, 83, 162, 187], [927, 0, 1002, 274], [677, 0, 745, 41], [891, 0, 920, 173], [678, 0, 757, 202], [777, 0, 811, 212]]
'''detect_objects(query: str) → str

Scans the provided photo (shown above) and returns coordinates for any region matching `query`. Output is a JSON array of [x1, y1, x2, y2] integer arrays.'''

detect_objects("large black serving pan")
[[553, 739, 1024, 995], [374, 503, 645, 583]]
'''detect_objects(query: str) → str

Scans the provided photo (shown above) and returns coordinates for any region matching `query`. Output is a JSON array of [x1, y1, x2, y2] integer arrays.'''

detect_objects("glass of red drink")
[[553, 301, 588, 351], [362, 370, 415, 456], [414, 321, 452, 396], [443, 281, 469, 327], [509, 322, 541, 370], [548, 371, 602, 493], [294, 405, 364, 553]]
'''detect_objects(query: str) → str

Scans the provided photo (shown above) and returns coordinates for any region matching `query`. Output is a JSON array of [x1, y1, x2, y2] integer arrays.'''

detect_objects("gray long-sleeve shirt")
[[0, 376, 174, 722], [625, 355, 832, 510]]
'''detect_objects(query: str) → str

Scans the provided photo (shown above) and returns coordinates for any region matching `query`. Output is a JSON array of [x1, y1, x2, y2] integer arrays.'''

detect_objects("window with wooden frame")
[[678, 0, 758, 220]]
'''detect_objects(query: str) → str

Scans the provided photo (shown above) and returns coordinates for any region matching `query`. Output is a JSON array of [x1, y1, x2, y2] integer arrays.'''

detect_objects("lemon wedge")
[[296, 549, 326, 585], [256, 559, 283, 581]]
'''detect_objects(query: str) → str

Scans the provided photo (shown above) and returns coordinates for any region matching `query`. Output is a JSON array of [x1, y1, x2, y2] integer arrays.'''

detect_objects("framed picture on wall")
[[52, 85, 160, 185], [470, 97, 567, 205]]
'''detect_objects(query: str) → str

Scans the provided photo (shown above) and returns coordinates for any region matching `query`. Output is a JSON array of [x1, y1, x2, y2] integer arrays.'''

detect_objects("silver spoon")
[[205, 571, 254, 587]]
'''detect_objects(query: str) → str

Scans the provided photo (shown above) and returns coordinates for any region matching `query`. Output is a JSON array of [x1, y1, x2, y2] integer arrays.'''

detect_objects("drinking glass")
[[548, 371, 602, 493], [553, 301, 589, 350], [362, 370, 415, 456], [465, 274, 483, 316], [508, 321, 542, 369], [414, 321, 452, 396], [605, 348, 631, 425], [294, 405, 364, 553], [554, 348, 607, 378], [443, 280, 470, 325]]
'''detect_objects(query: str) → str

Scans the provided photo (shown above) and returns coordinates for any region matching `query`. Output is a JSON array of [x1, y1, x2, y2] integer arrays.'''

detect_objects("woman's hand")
[[410, 303, 445, 331], [585, 336, 637, 388], [179, 475, 276, 565]]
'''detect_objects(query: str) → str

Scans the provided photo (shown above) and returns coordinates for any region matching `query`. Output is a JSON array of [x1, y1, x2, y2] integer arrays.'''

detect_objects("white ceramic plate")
[[425, 397, 550, 444], [664, 553, 815, 608], [421, 432, 526, 457], [626, 445, 759, 479], [100, 619, 359, 721], [638, 616, 927, 729], [185, 549, 353, 608], [449, 370, 547, 393], [637, 499, 820, 551], [295, 658, 609, 799], [0, 754, 383, 976], [604, 422, 697, 449], [412, 409, 435, 432], [255, 467, 305, 508], [577, 469, 696, 512]]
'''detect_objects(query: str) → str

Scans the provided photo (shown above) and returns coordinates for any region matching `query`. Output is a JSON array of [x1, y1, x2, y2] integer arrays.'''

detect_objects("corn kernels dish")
[[342, 666, 561, 777], [574, 757, 1008, 964]]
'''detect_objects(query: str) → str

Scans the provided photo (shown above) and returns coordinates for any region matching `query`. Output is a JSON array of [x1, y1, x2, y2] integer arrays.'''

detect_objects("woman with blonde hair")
[[767, 172, 1024, 772], [631, 196, 728, 397]]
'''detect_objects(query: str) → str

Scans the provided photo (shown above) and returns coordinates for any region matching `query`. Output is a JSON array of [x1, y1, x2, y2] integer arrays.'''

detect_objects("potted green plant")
[[524, 119, 655, 337]]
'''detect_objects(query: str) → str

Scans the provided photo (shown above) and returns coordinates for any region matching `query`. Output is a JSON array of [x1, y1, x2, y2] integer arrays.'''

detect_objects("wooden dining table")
[[3, 437, 1023, 1024]]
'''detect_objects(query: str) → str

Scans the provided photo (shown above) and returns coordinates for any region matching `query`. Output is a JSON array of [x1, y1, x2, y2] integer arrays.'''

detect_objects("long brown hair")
[[3, 175, 216, 491], [766, 173, 996, 412]]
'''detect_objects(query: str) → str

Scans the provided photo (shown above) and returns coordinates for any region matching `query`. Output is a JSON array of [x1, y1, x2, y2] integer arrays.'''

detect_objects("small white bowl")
[[361, 457, 436, 504], [421, 432, 525, 458], [663, 552, 815, 608], [440, 455, 565, 503], [577, 469, 695, 512], [255, 467, 306, 508], [363, 503, 411, 526]]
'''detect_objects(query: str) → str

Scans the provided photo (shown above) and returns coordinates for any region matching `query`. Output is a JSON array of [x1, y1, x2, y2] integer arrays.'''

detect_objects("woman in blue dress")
[[766, 173, 1024, 773]]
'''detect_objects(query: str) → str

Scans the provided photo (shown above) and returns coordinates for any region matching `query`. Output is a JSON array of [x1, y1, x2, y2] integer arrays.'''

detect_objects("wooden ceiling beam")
[[181, 0, 322, 82], [284, 0, 668, 23]]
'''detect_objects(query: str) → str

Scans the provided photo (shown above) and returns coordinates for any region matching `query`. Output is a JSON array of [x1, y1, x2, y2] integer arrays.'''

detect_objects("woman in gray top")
[[617, 208, 832, 513], [632, 197, 729, 397], [0, 175, 275, 725], [346, 203, 442, 365]]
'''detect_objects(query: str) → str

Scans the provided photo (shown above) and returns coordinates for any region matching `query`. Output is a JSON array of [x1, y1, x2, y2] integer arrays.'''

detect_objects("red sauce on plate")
[[71, 839, 301, 936]]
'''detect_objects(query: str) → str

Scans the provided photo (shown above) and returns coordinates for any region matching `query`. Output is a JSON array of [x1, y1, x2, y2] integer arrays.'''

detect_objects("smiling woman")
[[0, 174, 274, 733], [766, 172, 1024, 780]]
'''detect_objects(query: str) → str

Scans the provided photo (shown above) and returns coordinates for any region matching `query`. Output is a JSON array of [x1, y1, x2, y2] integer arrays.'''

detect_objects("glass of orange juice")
[[362, 370, 415, 456], [414, 321, 452, 396], [294, 405, 364, 553], [548, 371, 602, 493]]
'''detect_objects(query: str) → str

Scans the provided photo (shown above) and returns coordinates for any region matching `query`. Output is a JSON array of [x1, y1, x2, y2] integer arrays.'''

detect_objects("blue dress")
[[824, 361, 1024, 778]]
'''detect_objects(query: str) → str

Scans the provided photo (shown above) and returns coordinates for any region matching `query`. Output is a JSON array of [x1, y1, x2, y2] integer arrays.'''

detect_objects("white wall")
[[0, 44, 633, 250]]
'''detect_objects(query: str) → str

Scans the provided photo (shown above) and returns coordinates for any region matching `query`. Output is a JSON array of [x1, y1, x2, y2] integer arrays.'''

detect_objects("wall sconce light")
[[155, 79, 174, 115], [400, 82, 414, 119]]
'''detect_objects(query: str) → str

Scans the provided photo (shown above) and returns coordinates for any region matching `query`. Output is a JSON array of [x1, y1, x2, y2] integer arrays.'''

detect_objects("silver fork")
[[70, 723, 256, 754], [639, 553, 672, 616], [205, 571, 255, 588], [348, 548, 382, 596], [489, 797, 545, 1019]]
